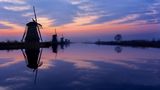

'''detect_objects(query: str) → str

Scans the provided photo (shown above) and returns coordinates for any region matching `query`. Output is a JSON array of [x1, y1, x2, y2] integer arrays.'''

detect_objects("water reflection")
[[16, 43, 70, 84], [52, 44, 58, 53], [114, 46, 123, 53], [0, 44, 160, 90], [22, 48, 42, 71], [21, 48, 42, 84]]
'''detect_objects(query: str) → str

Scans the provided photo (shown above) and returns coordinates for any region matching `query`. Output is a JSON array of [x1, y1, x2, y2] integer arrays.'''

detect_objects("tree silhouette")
[[114, 34, 122, 42]]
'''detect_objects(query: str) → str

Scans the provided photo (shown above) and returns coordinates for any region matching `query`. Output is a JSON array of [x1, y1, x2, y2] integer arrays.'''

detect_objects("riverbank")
[[95, 40, 160, 48]]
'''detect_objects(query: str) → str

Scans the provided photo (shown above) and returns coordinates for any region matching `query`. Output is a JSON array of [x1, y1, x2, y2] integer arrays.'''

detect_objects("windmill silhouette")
[[21, 6, 43, 43], [21, 6, 44, 84]]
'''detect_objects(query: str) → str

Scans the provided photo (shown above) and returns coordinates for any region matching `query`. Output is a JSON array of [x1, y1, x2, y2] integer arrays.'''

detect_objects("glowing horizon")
[[0, 0, 159, 41]]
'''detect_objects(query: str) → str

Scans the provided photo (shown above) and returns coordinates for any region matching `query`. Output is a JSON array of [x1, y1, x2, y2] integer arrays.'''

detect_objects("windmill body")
[[25, 20, 40, 43]]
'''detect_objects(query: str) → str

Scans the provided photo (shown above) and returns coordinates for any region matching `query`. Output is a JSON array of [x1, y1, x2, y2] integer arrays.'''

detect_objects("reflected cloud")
[[0, 86, 10, 90], [0, 45, 160, 89], [6, 77, 30, 82], [0, 58, 21, 68], [39, 59, 54, 70], [0, 51, 24, 68], [59, 59, 99, 69]]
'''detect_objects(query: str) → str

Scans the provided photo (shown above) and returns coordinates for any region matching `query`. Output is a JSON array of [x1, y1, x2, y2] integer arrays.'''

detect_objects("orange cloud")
[[53, 14, 158, 37], [0, 14, 159, 40], [0, 20, 22, 29]]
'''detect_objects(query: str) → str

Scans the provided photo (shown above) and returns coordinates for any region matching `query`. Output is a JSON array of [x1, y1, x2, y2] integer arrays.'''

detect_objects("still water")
[[0, 44, 160, 90]]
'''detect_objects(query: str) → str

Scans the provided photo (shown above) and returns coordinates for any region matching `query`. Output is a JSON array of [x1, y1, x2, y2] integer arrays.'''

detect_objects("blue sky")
[[0, 0, 159, 41]]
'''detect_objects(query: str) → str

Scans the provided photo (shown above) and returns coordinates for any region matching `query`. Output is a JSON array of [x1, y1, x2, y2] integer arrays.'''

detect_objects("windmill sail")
[[21, 6, 43, 43], [33, 6, 43, 42], [33, 6, 37, 22], [21, 27, 27, 42]]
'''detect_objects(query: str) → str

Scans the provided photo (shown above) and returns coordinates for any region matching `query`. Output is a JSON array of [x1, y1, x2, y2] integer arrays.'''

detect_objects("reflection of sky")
[[0, 45, 160, 89], [0, 0, 160, 41]]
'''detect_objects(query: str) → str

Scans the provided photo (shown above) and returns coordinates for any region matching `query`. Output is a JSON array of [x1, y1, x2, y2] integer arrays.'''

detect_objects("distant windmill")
[[21, 6, 43, 43], [52, 29, 58, 44]]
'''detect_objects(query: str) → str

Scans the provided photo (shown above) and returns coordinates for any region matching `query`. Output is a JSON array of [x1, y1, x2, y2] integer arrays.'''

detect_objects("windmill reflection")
[[52, 44, 58, 53], [21, 48, 43, 84], [23, 48, 43, 70]]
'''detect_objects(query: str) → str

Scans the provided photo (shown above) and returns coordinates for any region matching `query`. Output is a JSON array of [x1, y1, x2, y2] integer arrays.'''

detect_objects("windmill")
[[21, 6, 44, 84], [21, 6, 43, 43], [52, 29, 58, 44]]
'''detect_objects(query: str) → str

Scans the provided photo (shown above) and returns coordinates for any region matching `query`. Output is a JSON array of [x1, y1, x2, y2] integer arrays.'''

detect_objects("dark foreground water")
[[0, 44, 160, 90]]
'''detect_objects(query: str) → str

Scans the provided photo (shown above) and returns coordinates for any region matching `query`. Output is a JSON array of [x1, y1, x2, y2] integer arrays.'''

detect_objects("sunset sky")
[[0, 0, 159, 41]]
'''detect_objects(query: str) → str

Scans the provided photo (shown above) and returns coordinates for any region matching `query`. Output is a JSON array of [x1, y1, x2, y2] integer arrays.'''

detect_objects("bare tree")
[[114, 34, 122, 42]]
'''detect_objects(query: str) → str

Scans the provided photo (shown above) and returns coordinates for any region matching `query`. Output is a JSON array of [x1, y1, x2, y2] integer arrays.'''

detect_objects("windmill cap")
[[26, 21, 38, 26]]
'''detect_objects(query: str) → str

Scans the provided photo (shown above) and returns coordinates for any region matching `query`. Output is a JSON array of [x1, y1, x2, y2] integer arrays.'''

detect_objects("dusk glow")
[[0, 0, 159, 41]]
